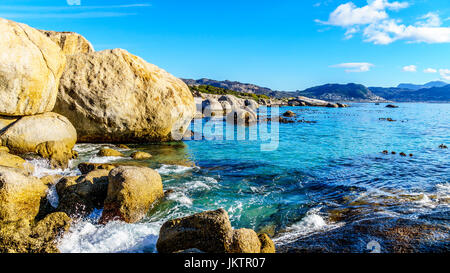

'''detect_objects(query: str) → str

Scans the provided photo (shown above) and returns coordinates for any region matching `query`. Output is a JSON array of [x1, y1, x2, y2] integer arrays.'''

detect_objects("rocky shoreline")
[[0, 17, 278, 253]]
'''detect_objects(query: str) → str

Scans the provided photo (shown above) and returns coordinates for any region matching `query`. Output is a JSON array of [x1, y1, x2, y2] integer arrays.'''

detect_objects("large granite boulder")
[[0, 166, 47, 222], [0, 18, 66, 116], [35, 141, 78, 169], [54, 49, 195, 143], [156, 209, 234, 253], [202, 98, 224, 117], [100, 166, 163, 223], [157, 209, 276, 253], [39, 30, 94, 56], [0, 112, 77, 155], [0, 212, 71, 253]]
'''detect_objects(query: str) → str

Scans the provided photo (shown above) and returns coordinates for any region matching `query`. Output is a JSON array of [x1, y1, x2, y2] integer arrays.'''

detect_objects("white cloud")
[[416, 12, 442, 27], [363, 18, 450, 44], [331, 62, 374, 72], [424, 68, 437, 73], [402, 65, 417, 72], [317, 1, 450, 44], [316, 0, 408, 27], [440, 69, 450, 80]]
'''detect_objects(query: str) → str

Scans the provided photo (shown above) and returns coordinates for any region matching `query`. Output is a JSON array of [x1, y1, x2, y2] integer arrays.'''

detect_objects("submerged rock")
[[157, 209, 234, 253], [130, 151, 152, 160], [0, 166, 47, 222], [0, 18, 66, 116], [39, 30, 94, 56], [54, 48, 195, 143], [116, 144, 130, 149], [97, 148, 124, 157], [386, 104, 399, 108], [100, 166, 163, 224], [0, 112, 77, 155], [282, 111, 296, 117]]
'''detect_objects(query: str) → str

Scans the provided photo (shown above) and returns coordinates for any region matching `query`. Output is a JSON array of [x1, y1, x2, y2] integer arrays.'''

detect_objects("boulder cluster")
[[0, 17, 196, 253], [288, 96, 348, 108], [156, 209, 275, 253], [196, 94, 259, 126], [0, 17, 274, 254]]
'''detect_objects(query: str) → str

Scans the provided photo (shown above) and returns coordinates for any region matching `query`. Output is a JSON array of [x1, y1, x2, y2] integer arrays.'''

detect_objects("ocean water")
[[31, 103, 449, 253]]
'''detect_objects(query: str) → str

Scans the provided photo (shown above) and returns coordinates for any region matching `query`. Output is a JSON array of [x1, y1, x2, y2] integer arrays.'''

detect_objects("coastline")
[[0, 17, 449, 254]]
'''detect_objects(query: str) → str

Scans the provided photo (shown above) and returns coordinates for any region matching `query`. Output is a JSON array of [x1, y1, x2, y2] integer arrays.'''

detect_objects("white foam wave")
[[156, 164, 194, 175], [273, 208, 342, 245], [88, 156, 124, 164], [436, 183, 450, 195], [47, 185, 59, 208], [58, 220, 161, 253], [28, 158, 80, 178], [166, 191, 193, 206]]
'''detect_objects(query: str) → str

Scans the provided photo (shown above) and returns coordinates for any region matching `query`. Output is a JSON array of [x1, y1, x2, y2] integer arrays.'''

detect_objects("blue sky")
[[0, 0, 449, 90]]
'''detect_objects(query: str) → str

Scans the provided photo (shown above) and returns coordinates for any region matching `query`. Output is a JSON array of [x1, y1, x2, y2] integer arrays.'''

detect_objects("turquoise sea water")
[[41, 103, 449, 253]]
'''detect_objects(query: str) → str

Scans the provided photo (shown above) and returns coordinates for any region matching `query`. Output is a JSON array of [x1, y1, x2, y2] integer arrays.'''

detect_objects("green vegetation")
[[189, 84, 270, 101]]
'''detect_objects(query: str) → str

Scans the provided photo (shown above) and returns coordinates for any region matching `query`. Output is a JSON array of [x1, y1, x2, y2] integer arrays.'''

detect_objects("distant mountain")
[[397, 81, 448, 90], [370, 84, 450, 102], [183, 78, 449, 102], [297, 83, 384, 102], [182, 79, 385, 101], [182, 78, 292, 98]]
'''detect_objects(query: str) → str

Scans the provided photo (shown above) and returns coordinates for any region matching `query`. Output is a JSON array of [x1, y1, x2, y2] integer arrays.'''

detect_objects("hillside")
[[397, 81, 448, 90], [370, 85, 450, 102], [184, 78, 450, 102], [188, 84, 270, 101], [183, 79, 385, 101], [182, 78, 293, 98], [297, 83, 384, 102]]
